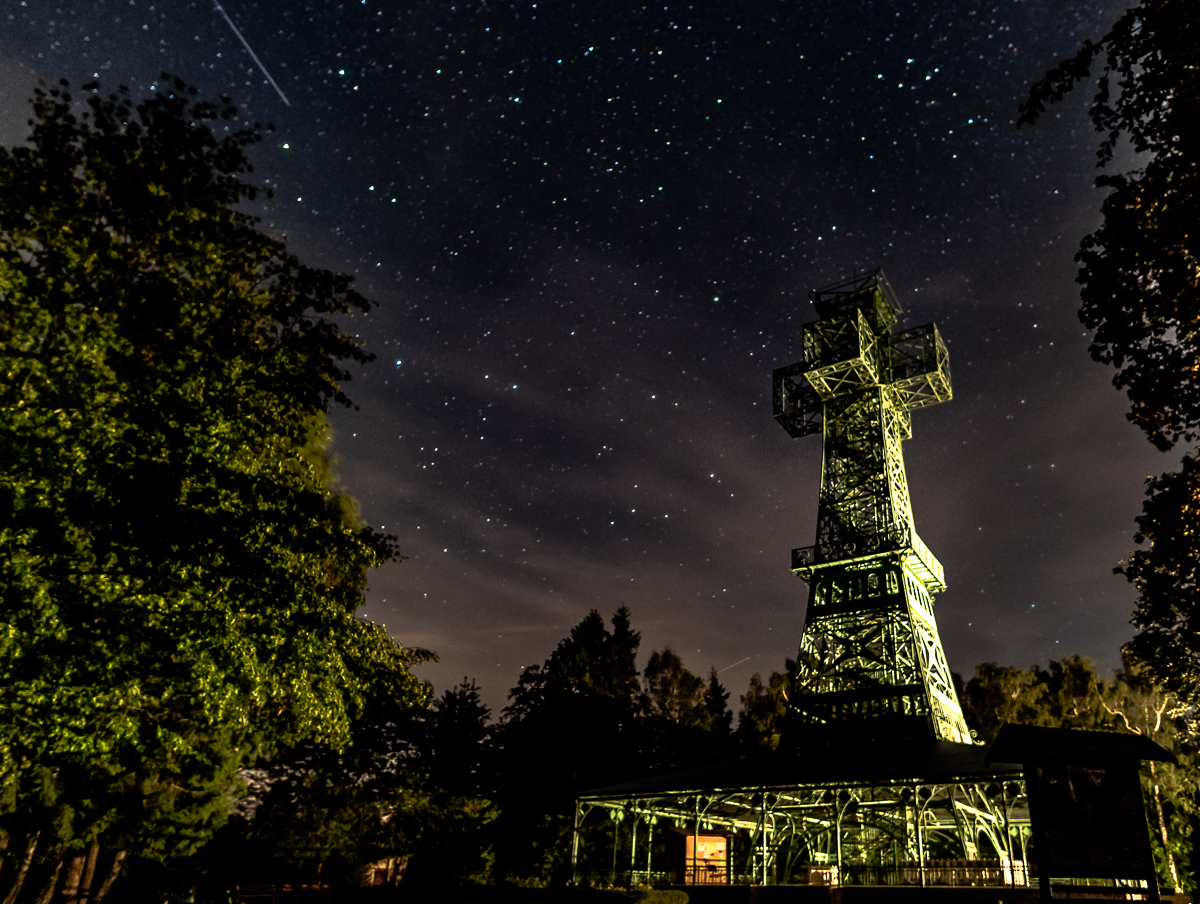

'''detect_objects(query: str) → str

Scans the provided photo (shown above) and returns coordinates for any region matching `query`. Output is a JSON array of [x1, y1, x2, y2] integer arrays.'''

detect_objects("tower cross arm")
[[772, 361, 823, 439], [771, 270, 972, 745], [886, 322, 952, 411]]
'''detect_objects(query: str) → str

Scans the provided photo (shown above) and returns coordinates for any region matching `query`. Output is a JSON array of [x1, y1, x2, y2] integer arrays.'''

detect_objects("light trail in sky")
[[717, 656, 752, 674], [213, 1, 291, 107]]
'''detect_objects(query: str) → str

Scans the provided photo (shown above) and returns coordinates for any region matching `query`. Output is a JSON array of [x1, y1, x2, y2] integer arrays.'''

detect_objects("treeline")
[[184, 606, 759, 896], [169, 610, 1196, 898], [962, 656, 1197, 894]]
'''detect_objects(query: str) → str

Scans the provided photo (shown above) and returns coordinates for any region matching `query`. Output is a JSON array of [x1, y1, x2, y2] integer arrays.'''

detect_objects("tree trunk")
[[34, 858, 63, 904], [1149, 762, 1180, 893], [78, 846, 100, 904], [0, 831, 10, 875], [90, 853, 124, 904], [2, 832, 41, 904], [58, 855, 86, 904]]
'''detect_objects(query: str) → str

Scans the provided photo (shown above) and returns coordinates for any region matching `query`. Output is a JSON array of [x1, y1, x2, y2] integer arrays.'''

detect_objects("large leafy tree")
[[1098, 661, 1198, 895], [0, 77, 428, 903], [425, 678, 497, 799], [1121, 459, 1200, 701], [494, 608, 743, 882], [642, 647, 707, 727], [1019, 0, 1200, 701], [226, 699, 428, 889], [406, 679, 499, 887], [1019, 0, 1199, 451], [961, 655, 1109, 741]]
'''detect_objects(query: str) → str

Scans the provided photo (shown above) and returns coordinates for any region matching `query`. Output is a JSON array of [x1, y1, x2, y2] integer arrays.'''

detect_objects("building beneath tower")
[[570, 272, 1173, 902]]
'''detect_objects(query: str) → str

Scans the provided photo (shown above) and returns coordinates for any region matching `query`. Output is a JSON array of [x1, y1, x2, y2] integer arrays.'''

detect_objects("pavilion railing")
[[575, 860, 1036, 889], [839, 860, 1033, 887]]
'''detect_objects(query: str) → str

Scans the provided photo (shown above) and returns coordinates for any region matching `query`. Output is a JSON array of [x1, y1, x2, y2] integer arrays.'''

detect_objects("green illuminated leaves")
[[0, 76, 427, 879]]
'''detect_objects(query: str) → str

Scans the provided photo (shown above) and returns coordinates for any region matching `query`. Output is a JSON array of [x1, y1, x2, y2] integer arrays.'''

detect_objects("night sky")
[[1, 0, 1173, 713]]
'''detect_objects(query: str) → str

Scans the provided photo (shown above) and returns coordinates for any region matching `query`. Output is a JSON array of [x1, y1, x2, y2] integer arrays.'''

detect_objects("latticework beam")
[[775, 271, 969, 744]]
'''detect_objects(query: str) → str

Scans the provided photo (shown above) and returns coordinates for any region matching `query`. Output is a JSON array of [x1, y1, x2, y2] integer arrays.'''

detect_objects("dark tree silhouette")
[[1020, 0, 1200, 707], [427, 678, 497, 798], [1122, 460, 1200, 703], [1019, 0, 1200, 452], [495, 607, 642, 881]]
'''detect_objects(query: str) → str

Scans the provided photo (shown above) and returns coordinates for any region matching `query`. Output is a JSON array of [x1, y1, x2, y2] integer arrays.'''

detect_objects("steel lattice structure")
[[573, 761, 1032, 889], [772, 271, 970, 744], [570, 272, 1166, 898]]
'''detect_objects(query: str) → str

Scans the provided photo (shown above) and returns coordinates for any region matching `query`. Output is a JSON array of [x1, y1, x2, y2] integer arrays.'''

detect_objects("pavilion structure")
[[571, 272, 1172, 901]]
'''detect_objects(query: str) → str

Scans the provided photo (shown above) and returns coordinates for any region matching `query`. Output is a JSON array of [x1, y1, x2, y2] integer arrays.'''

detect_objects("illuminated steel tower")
[[772, 271, 971, 744]]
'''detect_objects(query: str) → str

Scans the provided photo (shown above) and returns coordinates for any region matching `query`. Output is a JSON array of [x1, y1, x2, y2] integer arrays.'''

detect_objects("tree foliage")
[[214, 685, 498, 892], [0, 77, 427, 903], [1020, 0, 1200, 707], [639, 650, 733, 771], [495, 608, 643, 881], [231, 698, 427, 885], [642, 648, 706, 725], [1019, 0, 1200, 451], [734, 666, 792, 752], [1122, 457, 1200, 702], [962, 655, 1108, 740], [492, 608, 743, 882], [228, 610, 661, 891], [426, 678, 497, 799], [963, 656, 1198, 893]]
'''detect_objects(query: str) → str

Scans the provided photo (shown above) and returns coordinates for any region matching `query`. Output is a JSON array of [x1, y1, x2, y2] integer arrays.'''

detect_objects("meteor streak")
[[213, 1, 291, 106], [717, 656, 752, 674]]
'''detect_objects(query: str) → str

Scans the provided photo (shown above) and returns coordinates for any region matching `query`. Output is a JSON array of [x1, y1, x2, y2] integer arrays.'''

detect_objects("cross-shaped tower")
[[772, 271, 972, 744]]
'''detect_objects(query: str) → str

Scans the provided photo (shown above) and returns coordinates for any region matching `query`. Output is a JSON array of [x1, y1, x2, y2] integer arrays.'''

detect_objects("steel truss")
[[570, 271, 1166, 901], [773, 271, 969, 743], [575, 774, 1032, 888]]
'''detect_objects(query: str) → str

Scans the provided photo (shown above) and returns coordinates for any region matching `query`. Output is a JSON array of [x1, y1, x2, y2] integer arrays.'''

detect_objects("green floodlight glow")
[[569, 275, 1052, 889], [772, 270, 970, 744]]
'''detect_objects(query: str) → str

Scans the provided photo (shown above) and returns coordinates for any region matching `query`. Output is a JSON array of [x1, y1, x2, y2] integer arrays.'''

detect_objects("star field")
[[0, 0, 1168, 711]]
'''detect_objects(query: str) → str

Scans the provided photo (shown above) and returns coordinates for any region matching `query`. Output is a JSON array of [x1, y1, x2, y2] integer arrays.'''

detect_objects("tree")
[[231, 696, 429, 889], [205, 680, 498, 894], [1120, 459, 1200, 702], [640, 648, 727, 771], [642, 647, 706, 725], [962, 656, 1198, 894], [406, 678, 500, 888], [1019, 0, 1200, 706], [0, 77, 429, 903], [734, 666, 792, 753], [426, 678, 497, 799], [961, 663, 1052, 741], [495, 607, 642, 881], [962, 655, 1108, 742], [1097, 660, 1198, 895], [1019, 0, 1199, 452], [703, 668, 734, 744]]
